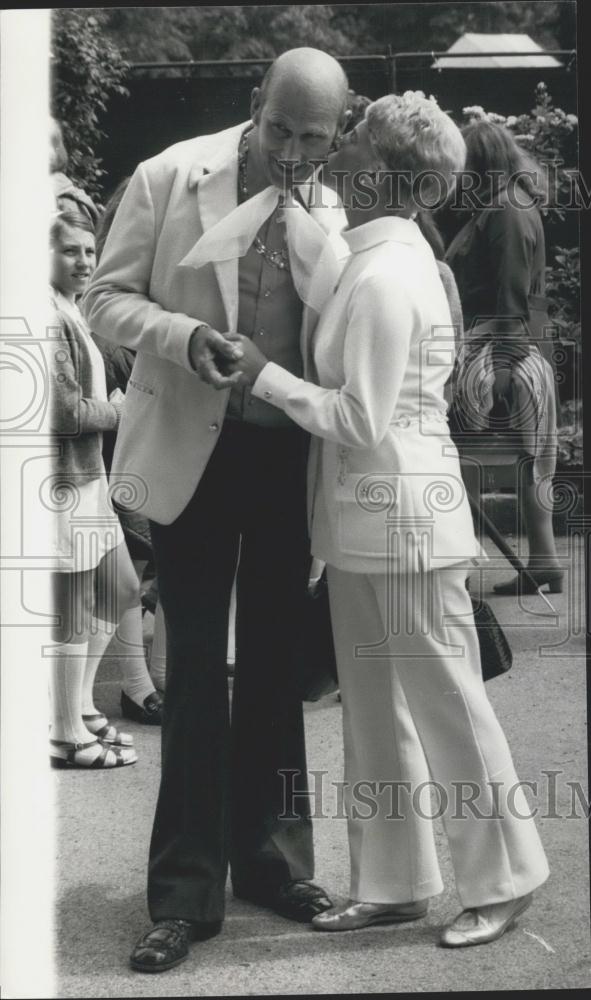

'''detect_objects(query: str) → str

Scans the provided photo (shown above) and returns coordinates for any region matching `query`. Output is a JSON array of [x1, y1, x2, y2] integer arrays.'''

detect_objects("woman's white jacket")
[[252, 216, 482, 574]]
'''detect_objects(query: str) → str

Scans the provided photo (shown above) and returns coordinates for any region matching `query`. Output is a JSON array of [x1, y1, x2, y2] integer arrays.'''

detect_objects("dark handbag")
[[295, 576, 510, 696], [296, 570, 339, 702], [471, 597, 513, 681]]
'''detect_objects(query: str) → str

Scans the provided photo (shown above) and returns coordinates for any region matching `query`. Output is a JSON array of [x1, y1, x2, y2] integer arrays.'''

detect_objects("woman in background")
[[445, 120, 560, 595]]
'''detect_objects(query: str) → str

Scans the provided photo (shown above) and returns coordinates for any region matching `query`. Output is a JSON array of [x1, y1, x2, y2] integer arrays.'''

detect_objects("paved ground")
[[53, 538, 590, 996]]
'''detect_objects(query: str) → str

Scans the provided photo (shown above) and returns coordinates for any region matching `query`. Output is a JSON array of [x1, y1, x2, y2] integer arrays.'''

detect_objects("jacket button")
[[208, 422, 219, 431], [263, 390, 272, 399], [398, 417, 410, 428]]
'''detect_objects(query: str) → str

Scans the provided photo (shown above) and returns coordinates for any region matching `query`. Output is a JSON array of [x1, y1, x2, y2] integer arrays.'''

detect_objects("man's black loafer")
[[121, 689, 163, 726], [130, 918, 221, 973], [235, 879, 333, 923]]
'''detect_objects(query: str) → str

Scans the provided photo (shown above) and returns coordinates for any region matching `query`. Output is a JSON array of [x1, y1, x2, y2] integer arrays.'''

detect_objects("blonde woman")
[[231, 93, 549, 947]]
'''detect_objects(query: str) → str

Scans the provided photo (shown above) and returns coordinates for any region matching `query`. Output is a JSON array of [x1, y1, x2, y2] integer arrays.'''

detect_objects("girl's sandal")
[[82, 713, 134, 747], [50, 738, 138, 769]]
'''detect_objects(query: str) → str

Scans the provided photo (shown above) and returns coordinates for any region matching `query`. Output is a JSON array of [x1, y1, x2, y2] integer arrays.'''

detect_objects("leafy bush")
[[546, 245, 580, 338], [557, 399, 583, 467], [51, 10, 129, 202]]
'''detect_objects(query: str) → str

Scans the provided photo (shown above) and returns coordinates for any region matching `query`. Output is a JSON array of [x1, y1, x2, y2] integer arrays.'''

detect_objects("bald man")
[[84, 48, 349, 972]]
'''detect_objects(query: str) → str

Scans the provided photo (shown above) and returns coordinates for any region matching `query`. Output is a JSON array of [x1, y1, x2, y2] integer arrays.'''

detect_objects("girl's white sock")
[[50, 641, 91, 745]]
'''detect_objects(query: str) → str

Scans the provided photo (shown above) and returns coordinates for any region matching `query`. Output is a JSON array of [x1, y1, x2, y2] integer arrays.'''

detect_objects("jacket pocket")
[[128, 377, 159, 397], [335, 471, 400, 508], [335, 472, 399, 558]]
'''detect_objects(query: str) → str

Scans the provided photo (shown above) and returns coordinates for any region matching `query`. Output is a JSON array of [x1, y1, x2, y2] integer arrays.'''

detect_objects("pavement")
[[52, 536, 590, 996]]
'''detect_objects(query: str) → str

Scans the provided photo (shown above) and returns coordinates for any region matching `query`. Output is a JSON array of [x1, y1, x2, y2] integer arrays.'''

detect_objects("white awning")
[[433, 33, 562, 69]]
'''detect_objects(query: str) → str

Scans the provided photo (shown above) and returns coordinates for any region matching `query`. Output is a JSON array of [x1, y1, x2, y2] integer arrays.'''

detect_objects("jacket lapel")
[[181, 122, 246, 332], [196, 162, 239, 331]]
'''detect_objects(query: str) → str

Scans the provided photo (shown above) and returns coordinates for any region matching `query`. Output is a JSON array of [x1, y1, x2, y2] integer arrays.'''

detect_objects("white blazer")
[[252, 216, 482, 573], [82, 122, 347, 524]]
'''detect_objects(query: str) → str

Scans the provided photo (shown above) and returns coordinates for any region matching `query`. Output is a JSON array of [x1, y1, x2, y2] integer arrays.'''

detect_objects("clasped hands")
[[189, 324, 268, 390]]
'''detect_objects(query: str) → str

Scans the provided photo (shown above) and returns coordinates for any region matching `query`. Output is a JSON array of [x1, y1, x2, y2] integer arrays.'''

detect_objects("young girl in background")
[[49, 209, 139, 768]]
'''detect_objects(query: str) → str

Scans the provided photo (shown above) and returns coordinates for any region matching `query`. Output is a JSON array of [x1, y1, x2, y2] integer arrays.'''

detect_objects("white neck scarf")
[[178, 186, 345, 314]]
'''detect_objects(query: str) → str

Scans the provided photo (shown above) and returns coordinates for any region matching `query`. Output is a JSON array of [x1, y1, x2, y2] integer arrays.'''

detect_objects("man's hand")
[[189, 324, 245, 389], [225, 335, 269, 387]]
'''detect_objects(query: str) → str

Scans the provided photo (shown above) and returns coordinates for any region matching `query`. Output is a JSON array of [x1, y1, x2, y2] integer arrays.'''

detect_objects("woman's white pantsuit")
[[253, 216, 549, 911], [327, 564, 549, 908]]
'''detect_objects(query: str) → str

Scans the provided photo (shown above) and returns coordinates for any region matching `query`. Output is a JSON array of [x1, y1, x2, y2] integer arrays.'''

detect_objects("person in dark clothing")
[[445, 121, 561, 596]]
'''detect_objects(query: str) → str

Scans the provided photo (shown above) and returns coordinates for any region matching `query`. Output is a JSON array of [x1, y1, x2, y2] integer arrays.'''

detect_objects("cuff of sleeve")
[[182, 319, 208, 373], [108, 404, 120, 431], [110, 402, 123, 428], [252, 362, 303, 410]]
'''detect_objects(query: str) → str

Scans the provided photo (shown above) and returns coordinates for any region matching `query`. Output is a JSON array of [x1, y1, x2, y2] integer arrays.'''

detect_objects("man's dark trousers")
[[147, 419, 315, 923]]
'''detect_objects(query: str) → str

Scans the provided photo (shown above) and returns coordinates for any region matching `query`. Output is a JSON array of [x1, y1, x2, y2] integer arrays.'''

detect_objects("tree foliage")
[[51, 9, 129, 201], [95, 2, 574, 63], [93, 5, 357, 61], [366, 0, 576, 53]]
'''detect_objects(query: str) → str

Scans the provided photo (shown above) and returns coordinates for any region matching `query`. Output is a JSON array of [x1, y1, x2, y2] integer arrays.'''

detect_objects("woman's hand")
[[223, 334, 269, 386], [109, 387, 125, 425]]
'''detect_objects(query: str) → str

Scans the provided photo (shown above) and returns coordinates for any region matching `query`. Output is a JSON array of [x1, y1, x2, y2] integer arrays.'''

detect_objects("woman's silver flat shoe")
[[440, 893, 533, 947], [311, 899, 429, 931]]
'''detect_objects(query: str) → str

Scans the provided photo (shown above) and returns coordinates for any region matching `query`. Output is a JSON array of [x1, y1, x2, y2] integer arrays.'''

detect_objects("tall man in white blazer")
[[83, 48, 349, 973]]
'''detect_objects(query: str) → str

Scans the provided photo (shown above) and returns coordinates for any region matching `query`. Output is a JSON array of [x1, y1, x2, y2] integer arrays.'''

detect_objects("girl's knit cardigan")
[[49, 303, 118, 482]]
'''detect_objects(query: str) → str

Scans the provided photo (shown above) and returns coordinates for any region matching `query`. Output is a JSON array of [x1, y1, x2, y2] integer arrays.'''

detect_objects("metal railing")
[[127, 49, 577, 93]]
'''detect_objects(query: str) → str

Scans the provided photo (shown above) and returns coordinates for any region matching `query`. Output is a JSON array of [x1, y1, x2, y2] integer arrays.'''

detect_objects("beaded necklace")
[[238, 128, 290, 273]]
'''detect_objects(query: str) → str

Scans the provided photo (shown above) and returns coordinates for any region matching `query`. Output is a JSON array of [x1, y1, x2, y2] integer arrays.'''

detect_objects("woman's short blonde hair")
[[366, 91, 466, 207]]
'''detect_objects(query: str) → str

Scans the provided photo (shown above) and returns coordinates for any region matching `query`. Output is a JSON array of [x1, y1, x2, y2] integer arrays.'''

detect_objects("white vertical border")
[[1, 9, 55, 998]]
